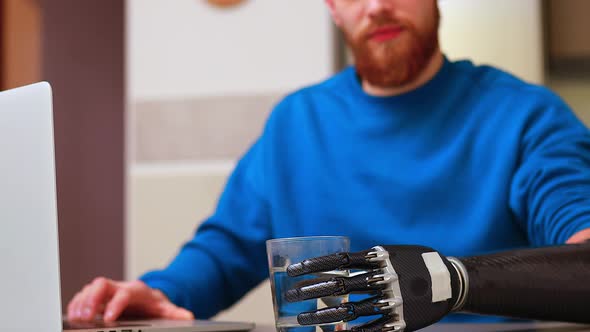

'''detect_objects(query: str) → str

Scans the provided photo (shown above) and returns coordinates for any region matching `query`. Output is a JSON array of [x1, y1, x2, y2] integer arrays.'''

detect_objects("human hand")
[[285, 245, 460, 332], [67, 277, 194, 322]]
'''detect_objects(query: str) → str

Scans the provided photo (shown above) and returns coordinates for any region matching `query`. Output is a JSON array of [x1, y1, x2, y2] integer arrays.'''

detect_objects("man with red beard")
[[68, 0, 590, 325]]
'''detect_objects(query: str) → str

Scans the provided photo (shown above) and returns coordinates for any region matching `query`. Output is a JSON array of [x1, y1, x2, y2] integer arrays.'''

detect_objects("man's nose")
[[366, 0, 395, 17]]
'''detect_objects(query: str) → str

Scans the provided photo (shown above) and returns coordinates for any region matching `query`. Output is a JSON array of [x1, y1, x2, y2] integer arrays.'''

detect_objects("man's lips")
[[368, 26, 405, 42]]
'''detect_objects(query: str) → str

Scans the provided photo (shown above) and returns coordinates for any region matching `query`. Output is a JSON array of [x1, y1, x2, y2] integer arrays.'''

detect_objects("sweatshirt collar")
[[344, 56, 454, 109]]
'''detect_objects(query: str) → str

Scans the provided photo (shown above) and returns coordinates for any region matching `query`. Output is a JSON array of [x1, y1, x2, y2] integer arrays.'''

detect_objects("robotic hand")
[[285, 243, 590, 332]]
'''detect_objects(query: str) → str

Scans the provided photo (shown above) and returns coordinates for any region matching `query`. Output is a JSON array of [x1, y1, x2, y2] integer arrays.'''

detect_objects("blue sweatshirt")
[[141, 58, 590, 322]]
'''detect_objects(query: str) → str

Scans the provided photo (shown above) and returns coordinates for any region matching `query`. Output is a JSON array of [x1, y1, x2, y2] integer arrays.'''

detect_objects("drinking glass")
[[266, 236, 350, 332]]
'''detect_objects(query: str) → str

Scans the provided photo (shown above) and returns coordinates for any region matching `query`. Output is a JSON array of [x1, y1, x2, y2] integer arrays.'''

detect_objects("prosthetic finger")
[[346, 314, 402, 332], [287, 250, 380, 277], [287, 245, 462, 332], [297, 295, 400, 325], [285, 270, 389, 302]]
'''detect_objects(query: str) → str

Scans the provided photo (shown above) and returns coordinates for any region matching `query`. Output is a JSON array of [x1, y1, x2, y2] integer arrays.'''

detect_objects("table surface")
[[253, 322, 590, 332]]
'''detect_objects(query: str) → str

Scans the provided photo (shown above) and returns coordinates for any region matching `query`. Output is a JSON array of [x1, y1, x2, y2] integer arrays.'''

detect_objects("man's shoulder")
[[267, 67, 354, 120], [280, 67, 354, 103], [451, 59, 564, 106]]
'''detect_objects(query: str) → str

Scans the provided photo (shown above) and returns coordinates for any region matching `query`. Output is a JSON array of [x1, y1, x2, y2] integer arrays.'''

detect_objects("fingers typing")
[[104, 289, 131, 322], [66, 278, 194, 323], [83, 277, 116, 320]]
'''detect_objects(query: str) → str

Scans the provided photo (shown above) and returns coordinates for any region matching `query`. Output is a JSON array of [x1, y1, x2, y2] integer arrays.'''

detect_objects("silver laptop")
[[0, 82, 255, 332]]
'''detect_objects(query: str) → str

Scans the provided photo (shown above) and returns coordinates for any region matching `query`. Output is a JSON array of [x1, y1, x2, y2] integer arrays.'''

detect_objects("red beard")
[[345, 8, 440, 87]]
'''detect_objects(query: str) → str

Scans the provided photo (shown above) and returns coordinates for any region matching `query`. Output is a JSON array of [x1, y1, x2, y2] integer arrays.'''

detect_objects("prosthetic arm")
[[285, 243, 590, 332]]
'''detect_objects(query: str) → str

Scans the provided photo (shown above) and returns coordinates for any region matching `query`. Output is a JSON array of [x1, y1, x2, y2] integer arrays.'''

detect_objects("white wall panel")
[[127, 0, 334, 101]]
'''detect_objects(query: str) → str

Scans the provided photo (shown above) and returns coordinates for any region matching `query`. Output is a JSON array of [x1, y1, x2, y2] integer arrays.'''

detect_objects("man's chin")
[[356, 58, 417, 87], [363, 76, 411, 89]]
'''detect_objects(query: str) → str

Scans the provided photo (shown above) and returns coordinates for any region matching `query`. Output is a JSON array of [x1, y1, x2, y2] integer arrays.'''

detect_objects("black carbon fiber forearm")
[[460, 243, 590, 322]]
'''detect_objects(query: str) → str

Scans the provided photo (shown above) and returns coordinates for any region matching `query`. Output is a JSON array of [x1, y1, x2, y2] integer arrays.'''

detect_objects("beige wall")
[[549, 78, 590, 126], [132, 95, 279, 163], [439, 0, 544, 84]]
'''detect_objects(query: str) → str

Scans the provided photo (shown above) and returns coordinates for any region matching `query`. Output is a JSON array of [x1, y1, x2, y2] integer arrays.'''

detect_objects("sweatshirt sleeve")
[[509, 95, 590, 246], [139, 138, 272, 318]]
